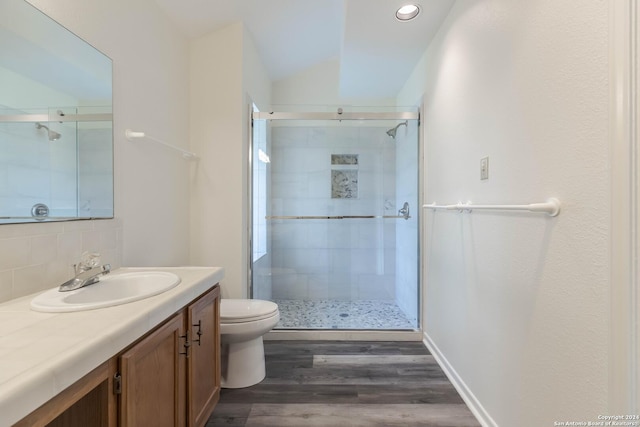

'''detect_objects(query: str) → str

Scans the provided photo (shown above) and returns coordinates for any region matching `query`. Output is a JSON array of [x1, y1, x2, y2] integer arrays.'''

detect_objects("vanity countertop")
[[0, 266, 224, 427]]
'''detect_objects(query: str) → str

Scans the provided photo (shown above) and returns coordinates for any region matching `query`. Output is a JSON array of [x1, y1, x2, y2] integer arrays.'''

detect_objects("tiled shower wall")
[[269, 125, 397, 301], [0, 117, 78, 218], [0, 218, 122, 303], [0, 117, 112, 220]]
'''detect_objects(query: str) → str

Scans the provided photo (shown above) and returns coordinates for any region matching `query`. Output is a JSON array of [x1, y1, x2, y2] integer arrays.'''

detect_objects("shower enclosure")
[[250, 108, 420, 331]]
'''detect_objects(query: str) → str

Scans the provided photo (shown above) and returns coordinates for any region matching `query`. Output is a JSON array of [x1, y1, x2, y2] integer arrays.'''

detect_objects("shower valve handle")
[[398, 202, 410, 220]]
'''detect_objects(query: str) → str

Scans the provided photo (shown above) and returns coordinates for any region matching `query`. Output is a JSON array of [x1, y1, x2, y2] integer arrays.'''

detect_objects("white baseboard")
[[265, 329, 423, 341], [422, 331, 498, 427]]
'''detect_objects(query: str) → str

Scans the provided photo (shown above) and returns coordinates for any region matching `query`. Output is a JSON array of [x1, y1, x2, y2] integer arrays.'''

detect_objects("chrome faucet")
[[59, 264, 111, 292], [59, 252, 111, 292]]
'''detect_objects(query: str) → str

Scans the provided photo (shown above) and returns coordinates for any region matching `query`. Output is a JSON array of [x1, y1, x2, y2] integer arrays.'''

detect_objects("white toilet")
[[220, 299, 280, 388]]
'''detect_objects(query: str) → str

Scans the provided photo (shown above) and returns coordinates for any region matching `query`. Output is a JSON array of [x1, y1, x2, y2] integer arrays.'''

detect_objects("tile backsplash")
[[0, 218, 122, 303]]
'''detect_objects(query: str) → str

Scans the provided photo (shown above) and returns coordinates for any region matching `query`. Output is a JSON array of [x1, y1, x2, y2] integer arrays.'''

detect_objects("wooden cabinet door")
[[119, 313, 186, 427], [187, 286, 220, 427]]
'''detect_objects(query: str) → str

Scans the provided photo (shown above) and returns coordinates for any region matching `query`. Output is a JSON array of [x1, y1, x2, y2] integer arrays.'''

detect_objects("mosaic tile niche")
[[331, 154, 358, 199]]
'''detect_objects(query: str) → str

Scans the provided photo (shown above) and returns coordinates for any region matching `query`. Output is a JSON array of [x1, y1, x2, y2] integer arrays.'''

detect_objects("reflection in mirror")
[[0, 1, 113, 224]]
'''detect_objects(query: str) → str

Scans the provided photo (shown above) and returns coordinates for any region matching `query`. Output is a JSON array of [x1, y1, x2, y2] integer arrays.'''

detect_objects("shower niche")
[[331, 154, 359, 199]]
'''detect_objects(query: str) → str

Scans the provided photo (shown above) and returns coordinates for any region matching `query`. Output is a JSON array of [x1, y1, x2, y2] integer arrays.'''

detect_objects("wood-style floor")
[[206, 341, 480, 427]]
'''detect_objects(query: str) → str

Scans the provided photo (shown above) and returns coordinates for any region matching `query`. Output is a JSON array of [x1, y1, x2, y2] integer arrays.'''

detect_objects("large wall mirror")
[[0, 1, 113, 224]]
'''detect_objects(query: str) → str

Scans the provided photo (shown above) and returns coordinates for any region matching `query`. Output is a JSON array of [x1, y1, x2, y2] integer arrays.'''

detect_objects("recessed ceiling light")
[[396, 4, 420, 21]]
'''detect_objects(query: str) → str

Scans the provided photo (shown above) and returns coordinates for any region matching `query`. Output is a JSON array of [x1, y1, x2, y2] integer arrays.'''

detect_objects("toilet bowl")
[[220, 299, 279, 388]]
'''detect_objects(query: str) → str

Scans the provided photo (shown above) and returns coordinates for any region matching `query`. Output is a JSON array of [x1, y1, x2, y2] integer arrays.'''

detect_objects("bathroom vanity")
[[0, 267, 224, 427]]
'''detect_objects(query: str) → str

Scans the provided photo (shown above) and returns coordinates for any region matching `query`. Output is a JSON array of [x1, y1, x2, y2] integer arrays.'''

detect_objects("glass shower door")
[[250, 111, 420, 331]]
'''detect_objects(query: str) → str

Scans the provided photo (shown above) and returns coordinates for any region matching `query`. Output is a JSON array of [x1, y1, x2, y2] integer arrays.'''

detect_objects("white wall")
[[190, 23, 271, 298], [272, 58, 395, 108], [399, 1, 609, 425], [243, 26, 272, 112], [190, 23, 243, 298], [27, 0, 192, 267]]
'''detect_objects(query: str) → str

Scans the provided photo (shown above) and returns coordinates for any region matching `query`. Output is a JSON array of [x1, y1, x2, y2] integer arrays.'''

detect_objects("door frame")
[[610, 0, 639, 414]]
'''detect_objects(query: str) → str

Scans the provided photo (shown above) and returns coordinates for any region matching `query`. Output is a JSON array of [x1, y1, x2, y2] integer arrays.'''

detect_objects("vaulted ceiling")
[[153, 0, 455, 98]]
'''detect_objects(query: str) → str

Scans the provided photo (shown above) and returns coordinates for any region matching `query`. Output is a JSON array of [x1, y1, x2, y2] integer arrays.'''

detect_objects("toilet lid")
[[220, 299, 279, 323]]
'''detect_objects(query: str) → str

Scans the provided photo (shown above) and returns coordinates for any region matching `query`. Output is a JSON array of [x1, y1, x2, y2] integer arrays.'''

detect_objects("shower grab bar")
[[266, 215, 411, 220], [125, 129, 198, 160], [422, 198, 561, 217]]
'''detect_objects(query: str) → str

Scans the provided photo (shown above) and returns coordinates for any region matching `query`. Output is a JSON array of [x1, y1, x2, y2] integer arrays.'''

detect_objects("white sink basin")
[[30, 271, 181, 313]]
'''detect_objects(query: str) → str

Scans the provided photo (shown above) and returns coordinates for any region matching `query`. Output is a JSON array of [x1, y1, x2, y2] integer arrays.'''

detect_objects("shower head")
[[35, 123, 61, 141], [386, 121, 408, 139]]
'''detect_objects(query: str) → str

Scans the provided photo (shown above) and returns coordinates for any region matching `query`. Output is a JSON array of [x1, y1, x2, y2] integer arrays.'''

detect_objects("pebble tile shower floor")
[[273, 300, 416, 329]]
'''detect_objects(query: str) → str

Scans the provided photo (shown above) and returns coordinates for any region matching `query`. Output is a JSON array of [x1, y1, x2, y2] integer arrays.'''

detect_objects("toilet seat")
[[221, 299, 279, 323]]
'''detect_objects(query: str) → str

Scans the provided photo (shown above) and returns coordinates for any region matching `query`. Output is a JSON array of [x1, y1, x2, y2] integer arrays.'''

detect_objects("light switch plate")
[[480, 157, 489, 180]]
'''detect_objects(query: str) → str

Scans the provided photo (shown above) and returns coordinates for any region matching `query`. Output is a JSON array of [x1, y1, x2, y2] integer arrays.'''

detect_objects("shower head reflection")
[[35, 123, 61, 141]]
